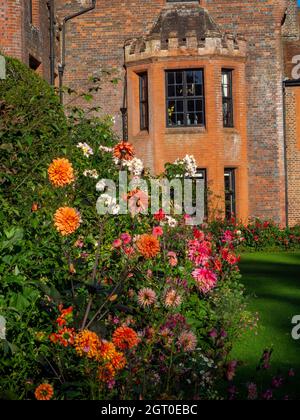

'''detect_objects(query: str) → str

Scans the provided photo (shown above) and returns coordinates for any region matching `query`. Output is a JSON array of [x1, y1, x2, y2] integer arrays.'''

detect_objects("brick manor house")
[[1, 0, 300, 226]]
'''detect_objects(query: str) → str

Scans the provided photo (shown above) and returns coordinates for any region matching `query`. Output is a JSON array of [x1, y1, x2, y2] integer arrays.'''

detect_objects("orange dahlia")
[[74, 330, 101, 360], [110, 351, 127, 370], [112, 326, 139, 351], [113, 142, 135, 161], [54, 207, 81, 236], [34, 383, 54, 401], [136, 234, 160, 259], [48, 158, 75, 187], [98, 363, 116, 383], [100, 341, 117, 362]]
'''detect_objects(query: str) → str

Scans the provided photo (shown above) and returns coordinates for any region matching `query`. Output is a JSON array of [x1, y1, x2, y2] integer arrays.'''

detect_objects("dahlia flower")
[[167, 251, 178, 267], [152, 226, 164, 237], [34, 383, 54, 401], [74, 330, 102, 360], [136, 234, 160, 259], [48, 158, 74, 187], [113, 141, 135, 161], [112, 326, 139, 350], [138, 288, 157, 307], [54, 207, 81, 236], [177, 330, 197, 352], [164, 288, 182, 308], [192, 268, 217, 294]]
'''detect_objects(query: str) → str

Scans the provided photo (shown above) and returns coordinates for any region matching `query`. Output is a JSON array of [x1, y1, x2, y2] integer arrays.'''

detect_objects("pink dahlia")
[[188, 239, 212, 266], [120, 233, 132, 244], [152, 226, 164, 237], [192, 268, 217, 294], [177, 330, 197, 352], [112, 239, 122, 249], [222, 229, 235, 244], [164, 288, 182, 308], [167, 251, 178, 267]]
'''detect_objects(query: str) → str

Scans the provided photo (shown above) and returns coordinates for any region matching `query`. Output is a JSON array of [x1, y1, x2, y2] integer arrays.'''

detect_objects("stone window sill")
[[165, 127, 207, 135]]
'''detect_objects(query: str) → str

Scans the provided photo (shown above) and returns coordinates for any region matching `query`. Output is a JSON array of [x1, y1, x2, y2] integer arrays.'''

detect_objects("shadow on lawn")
[[229, 254, 300, 399]]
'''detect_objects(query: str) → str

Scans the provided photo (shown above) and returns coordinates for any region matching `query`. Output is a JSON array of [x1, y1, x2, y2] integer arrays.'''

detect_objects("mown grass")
[[230, 252, 300, 399]]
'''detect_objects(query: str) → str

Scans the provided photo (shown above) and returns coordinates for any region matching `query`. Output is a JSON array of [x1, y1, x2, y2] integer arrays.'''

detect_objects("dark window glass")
[[29, 55, 41, 71], [166, 69, 205, 127], [222, 69, 234, 128], [139, 73, 149, 131], [224, 169, 236, 219]]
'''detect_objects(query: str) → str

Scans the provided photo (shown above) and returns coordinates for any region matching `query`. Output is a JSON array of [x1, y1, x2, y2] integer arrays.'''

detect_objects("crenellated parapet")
[[125, 7, 247, 64], [125, 33, 247, 63]]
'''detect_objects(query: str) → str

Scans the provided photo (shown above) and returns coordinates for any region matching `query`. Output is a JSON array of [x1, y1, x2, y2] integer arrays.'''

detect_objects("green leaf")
[[14, 265, 20, 276]]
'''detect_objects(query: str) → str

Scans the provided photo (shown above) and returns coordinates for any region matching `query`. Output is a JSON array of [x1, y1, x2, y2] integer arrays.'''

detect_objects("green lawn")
[[231, 252, 300, 397]]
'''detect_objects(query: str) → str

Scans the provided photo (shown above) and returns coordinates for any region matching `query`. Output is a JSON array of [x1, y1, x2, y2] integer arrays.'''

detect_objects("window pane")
[[139, 73, 149, 130], [195, 71, 203, 84], [176, 71, 183, 84], [168, 86, 175, 97], [168, 72, 175, 84], [224, 169, 236, 218], [186, 71, 194, 84], [176, 100, 183, 112], [195, 113, 203, 125], [195, 84, 203, 96], [222, 70, 233, 128], [176, 113, 184, 125], [187, 100, 195, 112], [195, 100, 202, 112], [166, 69, 205, 127], [176, 85, 183, 96], [187, 84, 195, 96]]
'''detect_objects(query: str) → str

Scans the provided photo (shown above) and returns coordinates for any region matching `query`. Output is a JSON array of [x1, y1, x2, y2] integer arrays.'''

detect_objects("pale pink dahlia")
[[137, 288, 157, 307], [164, 288, 182, 308]]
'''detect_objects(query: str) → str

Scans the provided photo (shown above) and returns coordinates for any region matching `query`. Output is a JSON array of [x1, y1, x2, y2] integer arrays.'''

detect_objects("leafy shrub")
[[0, 57, 68, 216]]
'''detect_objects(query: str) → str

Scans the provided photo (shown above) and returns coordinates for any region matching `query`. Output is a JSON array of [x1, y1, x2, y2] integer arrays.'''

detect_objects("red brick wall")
[[55, 0, 289, 224], [206, 1, 288, 225], [0, 0, 51, 81], [285, 85, 300, 226], [56, 0, 167, 134], [0, 0, 24, 59]]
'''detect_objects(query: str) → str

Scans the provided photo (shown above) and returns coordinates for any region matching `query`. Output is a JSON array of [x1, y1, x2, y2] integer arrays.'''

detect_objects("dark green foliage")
[[0, 56, 68, 217]]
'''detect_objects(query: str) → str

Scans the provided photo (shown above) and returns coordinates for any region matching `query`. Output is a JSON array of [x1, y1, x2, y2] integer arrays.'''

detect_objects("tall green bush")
[[0, 56, 68, 218]]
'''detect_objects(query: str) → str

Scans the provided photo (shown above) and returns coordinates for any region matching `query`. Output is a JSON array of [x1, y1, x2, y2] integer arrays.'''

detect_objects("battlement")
[[125, 33, 247, 63]]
